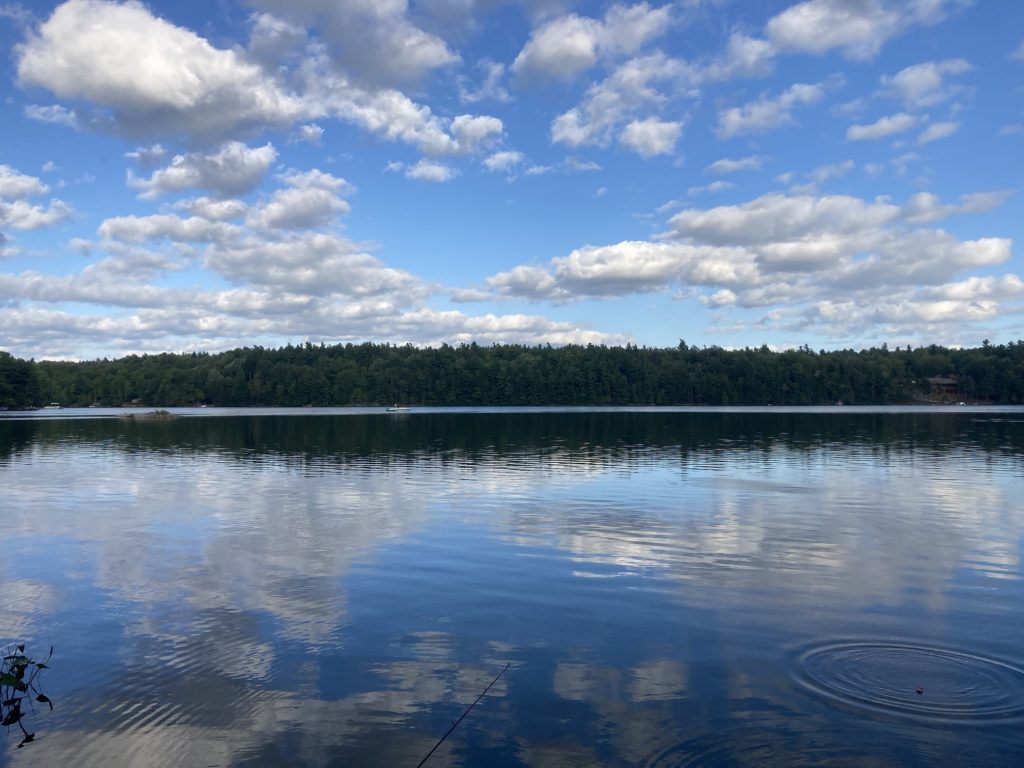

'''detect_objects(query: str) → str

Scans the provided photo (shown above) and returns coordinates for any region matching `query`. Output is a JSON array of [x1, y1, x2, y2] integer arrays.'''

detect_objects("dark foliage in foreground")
[[1, 644, 53, 749], [2, 340, 1024, 408]]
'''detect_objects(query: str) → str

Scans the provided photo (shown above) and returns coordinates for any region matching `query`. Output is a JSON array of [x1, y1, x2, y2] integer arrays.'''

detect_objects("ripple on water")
[[790, 640, 1024, 724]]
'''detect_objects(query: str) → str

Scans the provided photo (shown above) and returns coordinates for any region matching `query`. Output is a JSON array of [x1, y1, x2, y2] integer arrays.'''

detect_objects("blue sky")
[[0, 0, 1022, 360]]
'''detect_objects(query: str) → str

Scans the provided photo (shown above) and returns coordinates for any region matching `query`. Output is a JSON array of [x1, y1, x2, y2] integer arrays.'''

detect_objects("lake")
[[2, 407, 1024, 766]]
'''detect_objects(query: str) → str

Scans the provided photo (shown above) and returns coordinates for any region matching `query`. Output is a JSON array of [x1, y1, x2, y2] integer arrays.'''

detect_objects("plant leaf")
[[0, 673, 28, 690]]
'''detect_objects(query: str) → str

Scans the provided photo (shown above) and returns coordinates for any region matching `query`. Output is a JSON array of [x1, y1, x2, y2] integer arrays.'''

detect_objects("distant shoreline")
[[3, 341, 1022, 409]]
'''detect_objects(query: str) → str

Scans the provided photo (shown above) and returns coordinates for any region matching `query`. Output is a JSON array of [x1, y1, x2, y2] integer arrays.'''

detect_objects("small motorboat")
[[386, 404, 411, 412], [43, 402, 62, 409]]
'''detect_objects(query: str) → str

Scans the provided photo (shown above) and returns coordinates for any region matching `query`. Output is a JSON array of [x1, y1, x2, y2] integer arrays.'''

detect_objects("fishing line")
[[415, 663, 510, 768]]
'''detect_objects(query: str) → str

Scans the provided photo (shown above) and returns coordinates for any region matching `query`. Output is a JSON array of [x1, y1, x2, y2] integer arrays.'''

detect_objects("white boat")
[[43, 402, 62, 409], [386, 404, 411, 412]]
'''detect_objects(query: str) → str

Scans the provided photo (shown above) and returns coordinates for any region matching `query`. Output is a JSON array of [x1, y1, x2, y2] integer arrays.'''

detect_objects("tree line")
[[2, 340, 1023, 409]]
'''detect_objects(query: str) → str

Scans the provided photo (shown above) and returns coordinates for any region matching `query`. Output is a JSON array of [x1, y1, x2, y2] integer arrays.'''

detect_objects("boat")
[[386, 404, 411, 412], [43, 403, 62, 409]]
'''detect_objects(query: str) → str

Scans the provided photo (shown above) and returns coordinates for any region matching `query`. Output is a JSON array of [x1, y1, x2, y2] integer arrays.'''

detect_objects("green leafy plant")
[[1, 644, 53, 749]]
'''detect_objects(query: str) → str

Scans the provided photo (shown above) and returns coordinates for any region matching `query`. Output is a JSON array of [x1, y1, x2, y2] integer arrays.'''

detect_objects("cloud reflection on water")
[[2, 411, 1024, 766]]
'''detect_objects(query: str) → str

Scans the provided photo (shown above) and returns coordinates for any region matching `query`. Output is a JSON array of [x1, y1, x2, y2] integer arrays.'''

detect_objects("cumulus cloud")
[[173, 197, 248, 221], [483, 151, 525, 173], [405, 160, 458, 182], [24, 103, 78, 128], [880, 58, 972, 109], [458, 59, 510, 104], [917, 121, 960, 145], [512, 3, 672, 81], [0, 199, 74, 231], [619, 117, 682, 157], [292, 123, 324, 145], [14, 0, 501, 157], [125, 144, 169, 168], [98, 214, 236, 244], [245, 0, 458, 87], [551, 53, 690, 148], [765, 0, 967, 60], [127, 142, 278, 200], [483, 188, 1017, 342], [685, 181, 734, 197], [0, 165, 48, 199], [450, 115, 504, 154], [704, 32, 777, 80], [205, 233, 421, 297], [705, 156, 765, 175], [847, 112, 919, 140], [16, 0, 307, 142], [0, 165, 72, 231], [808, 160, 855, 184], [716, 82, 825, 138], [251, 170, 353, 230]]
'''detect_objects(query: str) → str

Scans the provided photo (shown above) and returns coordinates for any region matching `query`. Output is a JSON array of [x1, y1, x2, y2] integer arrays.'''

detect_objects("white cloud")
[[1012, 40, 1024, 61], [483, 188, 1017, 345], [245, 0, 458, 86], [206, 233, 422, 298], [450, 115, 504, 154], [847, 112, 919, 141], [458, 59, 511, 104], [808, 160, 855, 184], [765, 0, 966, 60], [405, 159, 458, 182], [619, 117, 683, 157], [0, 199, 74, 230], [917, 121, 960, 145], [173, 197, 248, 221], [98, 214, 236, 244], [716, 82, 825, 138], [252, 172, 352, 230], [483, 151, 525, 172], [15, 0, 496, 157], [16, 0, 307, 141], [551, 53, 690, 148], [0, 165, 48, 199], [686, 181, 734, 197], [293, 123, 324, 145], [127, 142, 278, 200], [512, 3, 672, 81], [901, 190, 1013, 224], [0, 165, 72, 231], [705, 156, 765, 175], [125, 144, 168, 167], [513, 14, 601, 80], [880, 58, 972, 109], [704, 32, 777, 80], [489, 241, 759, 300], [24, 103, 78, 128], [666, 193, 901, 246]]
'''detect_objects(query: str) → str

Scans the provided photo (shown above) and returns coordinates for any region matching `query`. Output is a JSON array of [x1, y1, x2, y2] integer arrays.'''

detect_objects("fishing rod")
[[415, 663, 510, 768]]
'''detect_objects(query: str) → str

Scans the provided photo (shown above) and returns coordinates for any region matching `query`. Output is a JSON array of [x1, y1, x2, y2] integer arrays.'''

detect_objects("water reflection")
[[1, 410, 1023, 765]]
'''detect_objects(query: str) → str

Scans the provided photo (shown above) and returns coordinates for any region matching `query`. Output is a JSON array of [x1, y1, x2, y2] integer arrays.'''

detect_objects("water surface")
[[2, 408, 1023, 766]]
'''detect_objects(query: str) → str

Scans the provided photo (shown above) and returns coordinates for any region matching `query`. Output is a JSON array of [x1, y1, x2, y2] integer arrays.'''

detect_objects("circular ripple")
[[791, 641, 1024, 724]]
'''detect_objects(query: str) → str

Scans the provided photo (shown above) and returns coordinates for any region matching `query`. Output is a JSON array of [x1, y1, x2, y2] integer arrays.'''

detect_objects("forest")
[[1, 340, 1023, 409]]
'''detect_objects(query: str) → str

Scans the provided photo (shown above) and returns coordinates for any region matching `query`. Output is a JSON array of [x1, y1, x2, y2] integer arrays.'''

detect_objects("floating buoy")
[[916, 687, 924, 695]]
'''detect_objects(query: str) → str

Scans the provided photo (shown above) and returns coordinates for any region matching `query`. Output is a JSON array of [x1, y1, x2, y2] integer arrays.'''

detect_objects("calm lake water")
[[2, 407, 1024, 766]]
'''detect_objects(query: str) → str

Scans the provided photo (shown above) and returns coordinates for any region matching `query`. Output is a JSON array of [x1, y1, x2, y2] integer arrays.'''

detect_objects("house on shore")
[[927, 375, 959, 401]]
